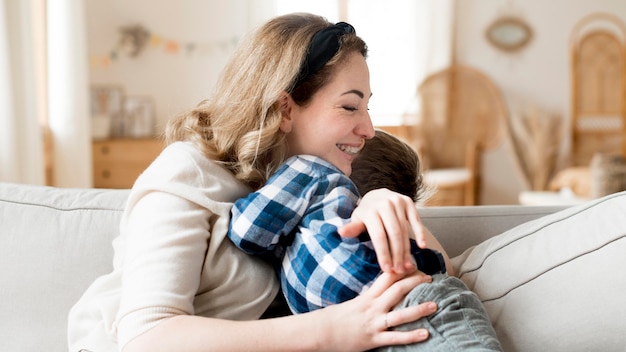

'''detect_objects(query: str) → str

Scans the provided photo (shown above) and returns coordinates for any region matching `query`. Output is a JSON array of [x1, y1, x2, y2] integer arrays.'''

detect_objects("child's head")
[[350, 129, 424, 202]]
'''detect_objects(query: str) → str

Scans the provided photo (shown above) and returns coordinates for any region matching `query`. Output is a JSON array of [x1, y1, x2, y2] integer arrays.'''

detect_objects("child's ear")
[[279, 92, 293, 133]]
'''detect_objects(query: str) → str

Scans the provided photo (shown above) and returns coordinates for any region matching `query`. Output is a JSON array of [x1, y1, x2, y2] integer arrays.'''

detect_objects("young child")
[[229, 129, 502, 350], [351, 128, 426, 202]]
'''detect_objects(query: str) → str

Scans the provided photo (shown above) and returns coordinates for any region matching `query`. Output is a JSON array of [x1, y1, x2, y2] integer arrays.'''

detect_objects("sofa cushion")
[[0, 183, 129, 352], [453, 190, 626, 351]]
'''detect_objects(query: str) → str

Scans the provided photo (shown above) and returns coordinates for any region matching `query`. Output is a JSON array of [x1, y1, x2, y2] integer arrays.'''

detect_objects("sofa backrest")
[[418, 204, 567, 257], [0, 182, 566, 351], [0, 183, 129, 352]]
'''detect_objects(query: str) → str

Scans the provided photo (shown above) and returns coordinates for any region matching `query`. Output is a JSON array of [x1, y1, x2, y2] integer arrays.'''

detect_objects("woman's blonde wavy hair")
[[165, 13, 368, 190]]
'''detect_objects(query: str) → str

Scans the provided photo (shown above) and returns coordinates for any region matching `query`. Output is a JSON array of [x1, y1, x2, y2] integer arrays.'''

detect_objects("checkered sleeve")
[[278, 157, 383, 313], [228, 156, 321, 255]]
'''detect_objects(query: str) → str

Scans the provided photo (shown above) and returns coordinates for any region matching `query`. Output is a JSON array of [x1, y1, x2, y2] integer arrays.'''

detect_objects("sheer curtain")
[[349, 0, 454, 125], [0, 0, 45, 184], [47, 0, 91, 187], [276, 0, 454, 125], [0, 0, 90, 187]]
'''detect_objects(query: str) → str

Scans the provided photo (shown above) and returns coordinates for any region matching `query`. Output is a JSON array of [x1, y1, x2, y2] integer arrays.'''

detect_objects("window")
[[276, 0, 451, 126]]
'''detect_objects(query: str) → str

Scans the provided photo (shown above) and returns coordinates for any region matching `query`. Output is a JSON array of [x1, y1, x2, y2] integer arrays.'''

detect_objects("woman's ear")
[[279, 92, 293, 133]]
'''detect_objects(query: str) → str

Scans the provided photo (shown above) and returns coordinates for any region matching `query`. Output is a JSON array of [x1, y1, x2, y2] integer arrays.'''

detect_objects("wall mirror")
[[486, 17, 533, 52]]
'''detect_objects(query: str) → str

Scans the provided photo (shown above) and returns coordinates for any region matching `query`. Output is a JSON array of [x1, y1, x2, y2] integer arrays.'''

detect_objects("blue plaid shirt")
[[229, 155, 444, 314]]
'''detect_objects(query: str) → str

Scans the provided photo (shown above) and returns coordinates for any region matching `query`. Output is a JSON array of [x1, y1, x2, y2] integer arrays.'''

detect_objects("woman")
[[68, 13, 436, 351]]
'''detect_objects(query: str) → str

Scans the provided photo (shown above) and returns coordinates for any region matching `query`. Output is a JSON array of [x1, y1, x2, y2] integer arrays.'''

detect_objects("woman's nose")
[[357, 111, 375, 139]]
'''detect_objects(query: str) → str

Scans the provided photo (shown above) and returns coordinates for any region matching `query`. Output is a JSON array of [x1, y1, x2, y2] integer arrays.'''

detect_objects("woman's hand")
[[315, 271, 436, 351], [124, 271, 436, 352], [338, 188, 428, 273]]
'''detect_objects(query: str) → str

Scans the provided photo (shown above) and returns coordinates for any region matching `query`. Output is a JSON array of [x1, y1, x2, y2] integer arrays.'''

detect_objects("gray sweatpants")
[[373, 274, 502, 351]]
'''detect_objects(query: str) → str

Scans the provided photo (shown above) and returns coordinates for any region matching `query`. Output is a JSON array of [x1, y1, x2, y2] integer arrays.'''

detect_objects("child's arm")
[[228, 162, 308, 254], [421, 227, 453, 276]]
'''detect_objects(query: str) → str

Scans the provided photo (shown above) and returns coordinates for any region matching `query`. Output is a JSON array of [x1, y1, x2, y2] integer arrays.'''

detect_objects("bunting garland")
[[90, 24, 240, 69]]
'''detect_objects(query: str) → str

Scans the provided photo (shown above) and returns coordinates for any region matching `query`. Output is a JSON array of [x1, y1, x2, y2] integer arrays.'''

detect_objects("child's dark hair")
[[350, 129, 424, 202]]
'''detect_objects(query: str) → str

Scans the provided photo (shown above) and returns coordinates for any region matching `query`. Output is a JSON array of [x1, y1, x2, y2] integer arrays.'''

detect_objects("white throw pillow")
[[453, 191, 626, 352]]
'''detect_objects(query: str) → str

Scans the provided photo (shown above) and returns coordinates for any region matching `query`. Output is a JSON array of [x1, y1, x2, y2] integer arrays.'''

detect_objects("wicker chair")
[[417, 65, 507, 205], [570, 13, 626, 166], [379, 65, 507, 205]]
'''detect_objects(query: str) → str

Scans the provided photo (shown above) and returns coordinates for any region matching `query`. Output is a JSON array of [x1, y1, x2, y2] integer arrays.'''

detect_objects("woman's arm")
[[123, 272, 436, 352], [339, 188, 428, 274]]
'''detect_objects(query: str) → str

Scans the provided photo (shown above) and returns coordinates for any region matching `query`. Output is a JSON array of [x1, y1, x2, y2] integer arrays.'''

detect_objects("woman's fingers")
[[389, 198, 414, 271], [367, 272, 437, 347], [340, 188, 428, 274], [360, 189, 411, 273], [387, 301, 437, 328], [337, 271, 436, 350], [374, 191, 418, 272], [365, 272, 432, 304], [366, 216, 393, 273], [375, 302, 436, 346], [375, 327, 431, 346], [406, 204, 428, 249], [337, 220, 366, 238], [363, 271, 403, 298]]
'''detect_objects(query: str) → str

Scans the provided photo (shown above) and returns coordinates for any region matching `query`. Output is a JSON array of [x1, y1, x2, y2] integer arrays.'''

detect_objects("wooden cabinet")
[[92, 138, 164, 189]]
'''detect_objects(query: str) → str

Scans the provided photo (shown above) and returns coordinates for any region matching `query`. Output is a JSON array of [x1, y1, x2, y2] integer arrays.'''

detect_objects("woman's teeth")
[[338, 144, 361, 155]]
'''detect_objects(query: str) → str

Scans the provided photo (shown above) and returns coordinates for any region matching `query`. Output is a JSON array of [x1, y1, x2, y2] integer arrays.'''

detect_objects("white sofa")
[[1, 182, 625, 351]]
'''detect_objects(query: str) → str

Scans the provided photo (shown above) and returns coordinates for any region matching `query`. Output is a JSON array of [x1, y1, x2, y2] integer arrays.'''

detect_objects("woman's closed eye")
[[342, 106, 370, 112]]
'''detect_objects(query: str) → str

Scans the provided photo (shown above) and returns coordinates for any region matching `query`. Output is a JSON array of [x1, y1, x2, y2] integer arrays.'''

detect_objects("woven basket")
[[590, 153, 626, 198]]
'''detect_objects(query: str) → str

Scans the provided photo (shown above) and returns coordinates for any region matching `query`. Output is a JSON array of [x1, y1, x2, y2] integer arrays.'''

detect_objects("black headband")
[[290, 22, 355, 92]]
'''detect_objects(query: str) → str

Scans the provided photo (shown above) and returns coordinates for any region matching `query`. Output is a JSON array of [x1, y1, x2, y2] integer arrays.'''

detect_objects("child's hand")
[[338, 188, 428, 274]]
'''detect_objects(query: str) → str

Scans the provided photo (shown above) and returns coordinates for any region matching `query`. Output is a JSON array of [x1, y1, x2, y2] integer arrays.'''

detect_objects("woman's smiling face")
[[281, 52, 374, 175]]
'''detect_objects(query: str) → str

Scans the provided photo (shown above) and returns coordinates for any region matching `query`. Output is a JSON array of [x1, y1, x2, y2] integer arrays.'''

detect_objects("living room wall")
[[455, 0, 626, 204], [86, 0, 275, 135], [85, 0, 626, 204]]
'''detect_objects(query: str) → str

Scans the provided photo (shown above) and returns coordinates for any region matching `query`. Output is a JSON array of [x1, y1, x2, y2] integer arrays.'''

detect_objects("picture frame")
[[485, 17, 533, 53], [89, 85, 124, 139], [122, 95, 156, 138]]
